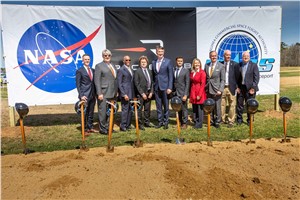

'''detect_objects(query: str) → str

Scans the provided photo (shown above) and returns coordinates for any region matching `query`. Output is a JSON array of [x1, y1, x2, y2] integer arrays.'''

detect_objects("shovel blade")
[[106, 145, 115, 153], [133, 140, 143, 148]]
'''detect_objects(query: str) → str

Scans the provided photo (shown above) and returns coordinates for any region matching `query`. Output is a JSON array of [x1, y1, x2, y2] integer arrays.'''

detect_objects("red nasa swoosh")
[[14, 24, 102, 90], [114, 47, 147, 52]]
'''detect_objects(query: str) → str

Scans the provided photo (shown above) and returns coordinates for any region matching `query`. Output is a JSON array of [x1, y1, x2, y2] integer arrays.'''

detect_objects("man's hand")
[[98, 94, 104, 100], [142, 93, 147, 100], [182, 95, 187, 102], [216, 91, 222, 96], [124, 95, 129, 101], [81, 96, 88, 102], [167, 89, 172, 94], [236, 88, 240, 94], [249, 88, 255, 95], [148, 93, 153, 99]]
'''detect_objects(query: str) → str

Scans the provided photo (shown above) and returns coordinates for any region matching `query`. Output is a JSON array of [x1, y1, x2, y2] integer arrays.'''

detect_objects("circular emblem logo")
[[216, 32, 261, 63], [17, 19, 93, 93]]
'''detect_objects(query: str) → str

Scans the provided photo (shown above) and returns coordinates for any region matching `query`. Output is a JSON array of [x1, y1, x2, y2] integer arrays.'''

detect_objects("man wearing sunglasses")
[[117, 55, 135, 132], [94, 49, 118, 135]]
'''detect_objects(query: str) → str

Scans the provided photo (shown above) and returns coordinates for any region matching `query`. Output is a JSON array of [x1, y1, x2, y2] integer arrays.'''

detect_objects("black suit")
[[173, 66, 190, 125], [134, 67, 153, 125], [76, 66, 96, 130], [237, 61, 260, 123], [117, 65, 134, 129]]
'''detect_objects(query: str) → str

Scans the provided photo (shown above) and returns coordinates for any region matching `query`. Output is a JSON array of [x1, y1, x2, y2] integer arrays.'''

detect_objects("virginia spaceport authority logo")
[[210, 24, 275, 73], [15, 19, 102, 93]]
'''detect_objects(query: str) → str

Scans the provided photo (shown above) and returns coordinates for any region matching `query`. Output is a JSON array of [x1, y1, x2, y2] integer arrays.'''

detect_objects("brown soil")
[[1, 139, 300, 199], [1, 76, 300, 199]]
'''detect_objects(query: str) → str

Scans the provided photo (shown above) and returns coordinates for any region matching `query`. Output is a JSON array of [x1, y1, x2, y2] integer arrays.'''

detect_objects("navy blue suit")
[[152, 57, 174, 125], [117, 65, 134, 129], [76, 66, 96, 130]]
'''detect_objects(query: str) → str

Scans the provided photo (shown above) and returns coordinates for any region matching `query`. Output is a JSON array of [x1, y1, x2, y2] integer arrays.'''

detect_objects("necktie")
[[108, 64, 116, 78], [210, 64, 214, 77], [87, 67, 92, 80], [224, 62, 227, 73], [143, 69, 150, 89], [157, 60, 161, 72], [175, 68, 179, 79]]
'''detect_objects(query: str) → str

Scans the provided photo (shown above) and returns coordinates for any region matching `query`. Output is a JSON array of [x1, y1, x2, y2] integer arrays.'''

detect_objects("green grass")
[[1, 77, 300, 155]]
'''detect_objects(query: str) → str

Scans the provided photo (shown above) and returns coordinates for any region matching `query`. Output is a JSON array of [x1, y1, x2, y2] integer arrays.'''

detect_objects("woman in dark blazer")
[[190, 58, 207, 128]]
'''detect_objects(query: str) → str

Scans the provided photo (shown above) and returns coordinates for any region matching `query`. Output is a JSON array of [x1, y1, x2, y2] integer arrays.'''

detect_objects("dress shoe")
[[99, 129, 108, 135], [181, 124, 187, 129], [120, 127, 127, 132], [155, 123, 164, 129], [164, 124, 169, 129], [237, 121, 243, 126], [144, 123, 154, 128], [214, 123, 220, 128], [139, 125, 145, 130]]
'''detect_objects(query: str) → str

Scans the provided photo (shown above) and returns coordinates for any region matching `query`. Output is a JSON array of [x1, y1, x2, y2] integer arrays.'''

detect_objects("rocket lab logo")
[[16, 19, 101, 93]]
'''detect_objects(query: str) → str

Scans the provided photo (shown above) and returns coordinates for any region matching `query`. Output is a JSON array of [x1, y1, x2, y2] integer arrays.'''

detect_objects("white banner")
[[197, 6, 281, 95], [2, 5, 106, 106]]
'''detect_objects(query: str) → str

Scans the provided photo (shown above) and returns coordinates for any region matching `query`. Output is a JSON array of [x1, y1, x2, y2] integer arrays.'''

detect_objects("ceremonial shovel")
[[131, 98, 143, 147], [106, 100, 116, 152], [79, 101, 89, 151]]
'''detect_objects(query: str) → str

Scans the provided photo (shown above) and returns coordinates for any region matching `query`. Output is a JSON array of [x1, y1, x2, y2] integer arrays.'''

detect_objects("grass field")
[[1, 67, 299, 154]]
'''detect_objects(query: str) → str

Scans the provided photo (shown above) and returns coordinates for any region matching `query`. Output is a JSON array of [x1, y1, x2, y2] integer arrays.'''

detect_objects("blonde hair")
[[191, 58, 202, 72]]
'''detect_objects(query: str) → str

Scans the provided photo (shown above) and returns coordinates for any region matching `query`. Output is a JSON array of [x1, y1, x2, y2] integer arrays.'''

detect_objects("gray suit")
[[173, 67, 190, 125], [205, 61, 225, 124], [94, 61, 118, 131]]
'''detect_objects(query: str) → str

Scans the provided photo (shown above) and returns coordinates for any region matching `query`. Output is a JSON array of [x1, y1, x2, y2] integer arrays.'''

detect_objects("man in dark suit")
[[152, 46, 174, 129], [205, 51, 225, 128], [221, 50, 240, 128], [94, 49, 118, 134], [173, 56, 190, 129], [75, 54, 97, 135], [118, 55, 134, 132], [134, 56, 154, 129], [236, 51, 260, 125]]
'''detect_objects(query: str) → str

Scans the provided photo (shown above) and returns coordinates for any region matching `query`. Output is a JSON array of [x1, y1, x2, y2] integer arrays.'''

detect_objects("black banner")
[[105, 8, 196, 70]]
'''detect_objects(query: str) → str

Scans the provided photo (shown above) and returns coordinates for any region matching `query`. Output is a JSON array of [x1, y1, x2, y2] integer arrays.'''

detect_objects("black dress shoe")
[[120, 127, 127, 132], [99, 129, 108, 135], [139, 125, 145, 130], [155, 123, 164, 129], [214, 123, 220, 128], [164, 124, 168, 129], [144, 123, 153, 128]]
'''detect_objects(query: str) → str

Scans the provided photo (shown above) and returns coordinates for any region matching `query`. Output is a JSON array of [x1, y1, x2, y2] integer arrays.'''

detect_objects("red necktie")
[[87, 67, 92, 80]]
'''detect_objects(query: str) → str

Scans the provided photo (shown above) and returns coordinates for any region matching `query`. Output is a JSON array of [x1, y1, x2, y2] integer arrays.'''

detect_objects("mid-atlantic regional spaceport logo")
[[15, 20, 101, 93]]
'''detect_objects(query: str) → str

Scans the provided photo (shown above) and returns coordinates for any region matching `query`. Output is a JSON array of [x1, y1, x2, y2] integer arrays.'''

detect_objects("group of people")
[[76, 46, 260, 136]]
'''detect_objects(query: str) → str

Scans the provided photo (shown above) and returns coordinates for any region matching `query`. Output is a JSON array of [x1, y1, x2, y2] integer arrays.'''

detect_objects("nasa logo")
[[214, 30, 275, 72], [16, 19, 100, 93]]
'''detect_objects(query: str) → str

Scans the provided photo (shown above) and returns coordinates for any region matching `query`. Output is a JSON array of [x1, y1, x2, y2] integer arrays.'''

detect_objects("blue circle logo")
[[217, 32, 261, 63], [17, 20, 93, 93]]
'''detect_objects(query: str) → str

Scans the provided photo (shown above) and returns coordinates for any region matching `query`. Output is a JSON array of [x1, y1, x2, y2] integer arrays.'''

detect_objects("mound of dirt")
[[2, 138, 300, 199]]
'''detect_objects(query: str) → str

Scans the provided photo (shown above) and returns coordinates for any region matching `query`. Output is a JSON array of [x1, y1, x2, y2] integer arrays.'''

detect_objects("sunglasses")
[[125, 59, 131, 61], [104, 54, 111, 57]]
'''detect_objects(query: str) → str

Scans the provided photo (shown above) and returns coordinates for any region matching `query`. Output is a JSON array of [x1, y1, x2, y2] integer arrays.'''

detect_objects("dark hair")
[[176, 56, 184, 61], [139, 55, 149, 65]]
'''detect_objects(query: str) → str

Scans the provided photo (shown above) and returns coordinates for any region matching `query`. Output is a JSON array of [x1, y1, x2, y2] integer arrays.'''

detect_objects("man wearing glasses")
[[117, 55, 135, 132], [94, 49, 118, 135]]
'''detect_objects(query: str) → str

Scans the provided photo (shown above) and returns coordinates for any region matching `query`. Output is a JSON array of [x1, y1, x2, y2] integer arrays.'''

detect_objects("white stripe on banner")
[[197, 6, 281, 95], [2, 5, 106, 106]]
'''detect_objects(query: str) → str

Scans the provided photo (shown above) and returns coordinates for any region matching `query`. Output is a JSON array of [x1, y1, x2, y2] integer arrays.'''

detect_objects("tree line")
[[281, 42, 300, 66]]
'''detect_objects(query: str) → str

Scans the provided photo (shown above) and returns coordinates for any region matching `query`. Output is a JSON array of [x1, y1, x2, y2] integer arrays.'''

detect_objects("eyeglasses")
[[104, 54, 111, 57], [125, 59, 131, 61]]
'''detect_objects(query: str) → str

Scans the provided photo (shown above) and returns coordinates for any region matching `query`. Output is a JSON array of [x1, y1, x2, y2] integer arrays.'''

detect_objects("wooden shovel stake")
[[80, 101, 86, 145], [79, 101, 88, 150], [249, 114, 253, 142], [207, 113, 212, 146], [19, 118, 27, 152], [176, 112, 181, 139], [132, 98, 143, 147], [107, 100, 115, 152]]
